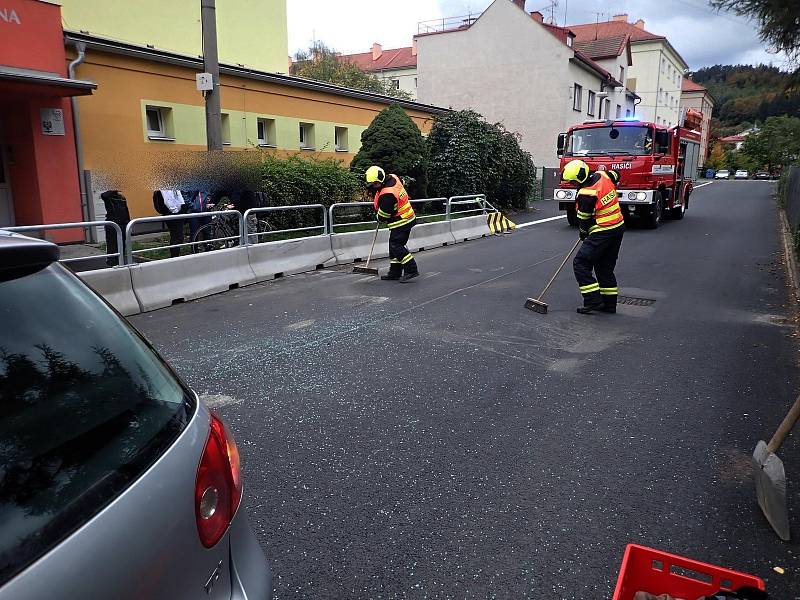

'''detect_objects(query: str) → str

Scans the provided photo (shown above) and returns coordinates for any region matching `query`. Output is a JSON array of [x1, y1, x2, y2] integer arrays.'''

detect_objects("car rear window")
[[0, 264, 194, 585]]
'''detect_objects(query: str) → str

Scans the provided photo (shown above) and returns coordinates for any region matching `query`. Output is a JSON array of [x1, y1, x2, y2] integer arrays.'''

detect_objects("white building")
[[569, 15, 689, 128], [414, 0, 633, 167], [340, 43, 418, 99]]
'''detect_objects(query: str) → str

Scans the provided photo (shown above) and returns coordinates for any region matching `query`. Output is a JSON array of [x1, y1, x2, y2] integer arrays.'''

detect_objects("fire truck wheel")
[[671, 201, 685, 220], [645, 192, 663, 229], [566, 206, 578, 227]]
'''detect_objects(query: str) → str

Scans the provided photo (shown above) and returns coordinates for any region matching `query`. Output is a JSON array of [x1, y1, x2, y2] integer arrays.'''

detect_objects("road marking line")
[[694, 181, 713, 189], [517, 215, 568, 229]]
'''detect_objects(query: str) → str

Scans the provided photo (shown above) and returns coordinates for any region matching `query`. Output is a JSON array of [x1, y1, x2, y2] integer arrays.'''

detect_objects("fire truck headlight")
[[556, 190, 572, 199], [627, 192, 637, 200], [636, 192, 648, 201]]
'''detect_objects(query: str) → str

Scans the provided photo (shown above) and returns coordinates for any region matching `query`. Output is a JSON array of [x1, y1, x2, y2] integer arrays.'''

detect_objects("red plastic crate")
[[612, 544, 766, 600]]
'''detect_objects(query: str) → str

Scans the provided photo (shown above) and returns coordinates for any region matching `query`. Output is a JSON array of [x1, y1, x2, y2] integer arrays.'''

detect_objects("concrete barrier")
[[130, 247, 256, 312], [407, 220, 456, 252], [79, 266, 142, 316], [331, 228, 390, 265], [449, 214, 491, 242], [248, 235, 336, 281]]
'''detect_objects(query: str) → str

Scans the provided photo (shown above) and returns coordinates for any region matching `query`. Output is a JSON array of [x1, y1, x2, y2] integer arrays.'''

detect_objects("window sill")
[[148, 135, 175, 142], [299, 146, 316, 151], [572, 107, 581, 112], [223, 142, 232, 146], [258, 143, 277, 148], [335, 147, 349, 152]]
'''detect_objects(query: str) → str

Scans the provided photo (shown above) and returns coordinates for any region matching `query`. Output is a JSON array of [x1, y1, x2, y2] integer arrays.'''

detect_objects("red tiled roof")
[[568, 20, 664, 43], [682, 78, 706, 92], [719, 135, 744, 143], [340, 47, 416, 72], [573, 34, 629, 60], [541, 23, 622, 86]]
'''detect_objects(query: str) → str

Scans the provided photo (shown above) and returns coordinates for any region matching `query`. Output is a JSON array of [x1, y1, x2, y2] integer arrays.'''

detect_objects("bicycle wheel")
[[192, 221, 237, 253]]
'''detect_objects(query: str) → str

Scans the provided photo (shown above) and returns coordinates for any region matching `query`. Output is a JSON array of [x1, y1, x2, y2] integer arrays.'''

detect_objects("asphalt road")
[[132, 180, 800, 599]]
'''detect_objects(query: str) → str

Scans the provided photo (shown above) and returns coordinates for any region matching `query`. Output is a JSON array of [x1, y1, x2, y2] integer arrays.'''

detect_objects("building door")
[[0, 142, 14, 227]]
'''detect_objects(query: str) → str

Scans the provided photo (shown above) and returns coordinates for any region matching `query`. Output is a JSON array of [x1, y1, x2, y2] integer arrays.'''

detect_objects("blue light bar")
[[619, 117, 640, 122]]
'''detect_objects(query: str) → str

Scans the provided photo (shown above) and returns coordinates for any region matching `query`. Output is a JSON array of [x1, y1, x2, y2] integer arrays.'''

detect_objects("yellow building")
[[60, 1, 445, 218]]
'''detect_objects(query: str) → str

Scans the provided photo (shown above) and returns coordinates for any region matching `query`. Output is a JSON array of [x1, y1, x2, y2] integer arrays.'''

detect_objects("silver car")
[[0, 232, 271, 600]]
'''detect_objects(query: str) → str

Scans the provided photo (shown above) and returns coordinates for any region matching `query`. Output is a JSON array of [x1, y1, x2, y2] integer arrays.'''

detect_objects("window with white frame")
[[257, 118, 276, 146], [335, 126, 349, 152], [221, 113, 231, 145], [616, 104, 622, 118], [603, 98, 610, 119], [619, 66, 624, 83], [587, 90, 596, 116], [299, 122, 315, 149], [145, 106, 172, 139], [573, 84, 582, 111], [391, 79, 400, 89]]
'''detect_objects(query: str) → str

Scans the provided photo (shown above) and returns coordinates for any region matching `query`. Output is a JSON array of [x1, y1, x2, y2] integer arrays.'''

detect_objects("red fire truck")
[[554, 113, 703, 229]]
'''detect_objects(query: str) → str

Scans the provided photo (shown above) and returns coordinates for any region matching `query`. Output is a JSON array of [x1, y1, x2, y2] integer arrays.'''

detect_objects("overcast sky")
[[287, 0, 791, 71]]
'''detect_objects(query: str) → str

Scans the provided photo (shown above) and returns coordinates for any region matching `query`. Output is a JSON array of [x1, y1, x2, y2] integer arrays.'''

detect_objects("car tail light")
[[195, 411, 243, 547]]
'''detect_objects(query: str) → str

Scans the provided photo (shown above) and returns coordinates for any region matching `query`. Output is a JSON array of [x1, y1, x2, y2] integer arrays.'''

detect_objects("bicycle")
[[191, 201, 274, 253]]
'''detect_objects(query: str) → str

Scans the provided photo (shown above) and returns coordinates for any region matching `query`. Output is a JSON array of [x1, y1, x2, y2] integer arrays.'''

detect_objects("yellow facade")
[[71, 44, 440, 218], [59, 0, 289, 74]]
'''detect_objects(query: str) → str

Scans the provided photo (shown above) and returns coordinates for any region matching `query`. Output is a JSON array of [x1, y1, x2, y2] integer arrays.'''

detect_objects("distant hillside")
[[691, 64, 799, 127]]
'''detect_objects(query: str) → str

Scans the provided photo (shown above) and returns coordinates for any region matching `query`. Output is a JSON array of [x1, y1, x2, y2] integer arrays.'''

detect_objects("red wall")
[[0, 0, 67, 74]]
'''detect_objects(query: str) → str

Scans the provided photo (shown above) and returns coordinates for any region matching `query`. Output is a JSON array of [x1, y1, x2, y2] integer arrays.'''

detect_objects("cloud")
[[287, 0, 789, 69]]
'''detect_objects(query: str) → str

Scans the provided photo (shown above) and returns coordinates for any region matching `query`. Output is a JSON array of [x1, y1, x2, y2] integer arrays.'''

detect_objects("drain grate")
[[617, 295, 657, 307]]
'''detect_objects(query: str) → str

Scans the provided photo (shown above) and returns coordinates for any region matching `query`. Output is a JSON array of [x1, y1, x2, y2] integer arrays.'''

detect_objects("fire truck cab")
[[554, 115, 702, 229]]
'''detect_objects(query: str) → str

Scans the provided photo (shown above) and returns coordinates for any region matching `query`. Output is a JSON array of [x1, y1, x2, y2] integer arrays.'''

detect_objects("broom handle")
[[767, 393, 800, 453], [538, 238, 582, 301], [364, 223, 380, 269]]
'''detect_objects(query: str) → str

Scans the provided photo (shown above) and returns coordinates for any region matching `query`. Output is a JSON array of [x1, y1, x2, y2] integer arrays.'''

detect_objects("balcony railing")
[[417, 13, 482, 35]]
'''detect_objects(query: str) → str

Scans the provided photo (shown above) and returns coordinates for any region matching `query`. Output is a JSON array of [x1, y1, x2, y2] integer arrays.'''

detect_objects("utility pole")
[[201, 0, 223, 150]]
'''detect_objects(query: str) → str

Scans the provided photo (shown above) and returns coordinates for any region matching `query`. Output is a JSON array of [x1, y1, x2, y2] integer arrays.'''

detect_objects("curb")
[[778, 208, 800, 303]]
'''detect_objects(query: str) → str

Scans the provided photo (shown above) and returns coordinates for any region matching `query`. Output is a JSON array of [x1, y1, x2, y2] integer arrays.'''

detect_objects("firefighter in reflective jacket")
[[365, 166, 419, 282], [562, 159, 625, 314]]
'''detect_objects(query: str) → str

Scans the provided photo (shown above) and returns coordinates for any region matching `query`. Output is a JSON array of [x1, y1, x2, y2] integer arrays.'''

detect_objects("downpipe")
[[68, 42, 95, 241]]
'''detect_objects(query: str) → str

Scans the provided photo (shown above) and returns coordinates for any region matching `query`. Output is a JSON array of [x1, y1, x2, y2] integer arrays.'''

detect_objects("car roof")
[[0, 230, 60, 275]]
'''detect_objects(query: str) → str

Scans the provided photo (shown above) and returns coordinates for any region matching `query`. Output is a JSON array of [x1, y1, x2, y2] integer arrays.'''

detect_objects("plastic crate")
[[612, 544, 766, 600]]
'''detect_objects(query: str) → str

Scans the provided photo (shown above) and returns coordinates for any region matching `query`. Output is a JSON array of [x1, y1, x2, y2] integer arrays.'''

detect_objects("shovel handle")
[[364, 223, 380, 269], [538, 238, 582, 301], [767, 393, 800, 454]]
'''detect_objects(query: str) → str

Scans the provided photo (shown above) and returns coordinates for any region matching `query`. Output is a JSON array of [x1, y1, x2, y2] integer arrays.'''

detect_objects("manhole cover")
[[617, 296, 657, 307]]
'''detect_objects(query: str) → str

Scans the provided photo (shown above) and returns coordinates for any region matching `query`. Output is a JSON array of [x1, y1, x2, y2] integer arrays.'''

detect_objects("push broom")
[[525, 238, 581, 314], [352, 222, 380, 276]]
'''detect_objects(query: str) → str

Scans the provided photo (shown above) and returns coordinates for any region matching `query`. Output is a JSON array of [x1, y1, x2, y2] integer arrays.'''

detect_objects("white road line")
[[694, 181, 713, 189], [516, 215, 568, 229]]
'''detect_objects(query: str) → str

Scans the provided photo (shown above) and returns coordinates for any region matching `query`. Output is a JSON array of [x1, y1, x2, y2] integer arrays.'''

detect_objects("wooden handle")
[[767, 393, 800, 454], [364, 223, 380, 268], [537, 239, 582, 301]]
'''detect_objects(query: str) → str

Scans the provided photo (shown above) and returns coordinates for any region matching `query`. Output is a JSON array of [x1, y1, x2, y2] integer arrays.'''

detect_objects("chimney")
[[412, 38, 417, 57], [530, 10, 543, 23], [634, 18, 645, 29], [512, 0, 525, 9], [612, 14, 628, 22], [372, 42, 382, 61]]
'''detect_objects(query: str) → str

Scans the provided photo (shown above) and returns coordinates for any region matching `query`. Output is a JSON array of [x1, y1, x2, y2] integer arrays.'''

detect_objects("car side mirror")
[[557, 133, 567, 156]]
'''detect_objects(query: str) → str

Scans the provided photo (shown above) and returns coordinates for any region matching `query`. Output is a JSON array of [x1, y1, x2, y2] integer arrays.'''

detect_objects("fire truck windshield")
[[566, 125, 654, 157]]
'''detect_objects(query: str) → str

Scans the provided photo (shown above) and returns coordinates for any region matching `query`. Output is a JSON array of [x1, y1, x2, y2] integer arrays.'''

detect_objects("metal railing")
[[124, 210, 243, 264], [418, 13, 482, 34], [446, 195, 494, 219], [5, 221, 125, 267], [329, 198, 455, 232], [243, 204, 327, 245]]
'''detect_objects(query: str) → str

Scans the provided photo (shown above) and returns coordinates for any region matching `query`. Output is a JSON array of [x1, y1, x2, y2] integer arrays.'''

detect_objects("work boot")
[[576, 302, 604, 314], [398, 271, 419, 283], [599, 305, 617, 314], [381, 273, 401, 281]]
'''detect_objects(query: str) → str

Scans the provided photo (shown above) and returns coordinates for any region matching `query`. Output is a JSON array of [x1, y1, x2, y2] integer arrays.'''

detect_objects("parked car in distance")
[[715, 169, 730, 179], [735, 170, 749, 179], [0, 231, 271, 600], [754, 171, 771, 180]]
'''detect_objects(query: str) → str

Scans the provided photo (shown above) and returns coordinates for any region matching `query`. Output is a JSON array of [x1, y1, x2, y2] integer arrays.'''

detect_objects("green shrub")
[[426, 110, 536, 211], [351, 104, 428, 198]]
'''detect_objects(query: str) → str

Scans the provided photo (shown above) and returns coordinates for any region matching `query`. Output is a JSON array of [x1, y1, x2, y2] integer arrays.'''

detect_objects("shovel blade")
[[352, 267, 379, 275], [753, 440, 790, 541]]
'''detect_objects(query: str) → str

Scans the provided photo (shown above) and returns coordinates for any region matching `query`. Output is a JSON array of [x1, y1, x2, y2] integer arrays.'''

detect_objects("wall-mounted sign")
[[40, 108, 65, 136], [0, 8, 21, 25]]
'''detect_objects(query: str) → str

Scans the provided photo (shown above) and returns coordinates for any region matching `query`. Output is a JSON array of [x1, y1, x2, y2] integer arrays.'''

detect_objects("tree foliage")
[[740, 115, 800, 170], [291, 42, 412, 100], [350, 104, 429, 198], [426, 110, 536, 211], [711, 0, 800, 69], [691, 64, 800, 126]]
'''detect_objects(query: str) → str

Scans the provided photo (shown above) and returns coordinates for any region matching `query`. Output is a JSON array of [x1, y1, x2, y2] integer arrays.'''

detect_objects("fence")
[[782, 167, 800, 234], [6, 221, 125, 268]]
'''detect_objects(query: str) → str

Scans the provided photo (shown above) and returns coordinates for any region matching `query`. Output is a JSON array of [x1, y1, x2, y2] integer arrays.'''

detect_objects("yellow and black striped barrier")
[[487, 212, 516, 235]]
